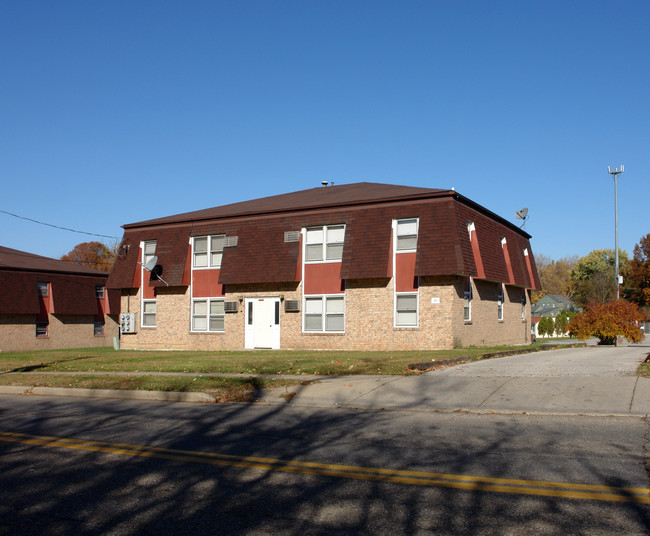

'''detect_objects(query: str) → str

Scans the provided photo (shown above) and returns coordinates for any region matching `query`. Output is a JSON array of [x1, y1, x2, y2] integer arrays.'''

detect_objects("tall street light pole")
[[607, 165, 624, 301]]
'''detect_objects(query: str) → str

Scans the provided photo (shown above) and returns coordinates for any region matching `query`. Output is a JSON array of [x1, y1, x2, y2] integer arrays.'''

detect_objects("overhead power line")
[[0, 209, 120, 240]]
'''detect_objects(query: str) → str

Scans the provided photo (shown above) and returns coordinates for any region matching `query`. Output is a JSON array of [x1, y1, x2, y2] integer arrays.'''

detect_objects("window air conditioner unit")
[[284, 231, 300, 243], [120, 313, 137, 334], [284, 300, 300, 312], [224, 301, 239, 313]]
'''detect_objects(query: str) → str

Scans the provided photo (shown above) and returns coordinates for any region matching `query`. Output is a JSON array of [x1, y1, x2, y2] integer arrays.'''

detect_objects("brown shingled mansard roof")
[[122, 183, 452, 228], [0, 246, 108, 276], [108, 182, 540, 289], [0, 246, 110, 315]]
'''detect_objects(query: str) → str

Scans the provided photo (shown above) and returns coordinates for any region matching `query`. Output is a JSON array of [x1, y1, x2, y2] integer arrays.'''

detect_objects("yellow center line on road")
[[2, 431, 649, 504]]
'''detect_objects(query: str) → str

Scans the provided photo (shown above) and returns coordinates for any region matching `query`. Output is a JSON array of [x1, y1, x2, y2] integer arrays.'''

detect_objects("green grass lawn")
[[0, 343, 589, 401], [0, 373, 300, 403], [636, 360, 650, 378], [0, 345, 545, 376]]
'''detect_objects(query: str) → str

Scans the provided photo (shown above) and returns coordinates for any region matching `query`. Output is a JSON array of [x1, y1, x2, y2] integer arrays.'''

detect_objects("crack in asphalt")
[[477, 377, 515, 408]]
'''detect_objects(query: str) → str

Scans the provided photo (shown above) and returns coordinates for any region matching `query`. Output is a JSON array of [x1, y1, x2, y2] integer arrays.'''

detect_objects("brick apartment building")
[[0, 246, 120, 352], [107, 182, 540, 351]]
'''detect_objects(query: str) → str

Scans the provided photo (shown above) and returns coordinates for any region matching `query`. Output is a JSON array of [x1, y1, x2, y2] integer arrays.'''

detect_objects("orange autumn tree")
[[568, 300, 646, 345], [60, 241, 116, 272], [623, 233, 650, 312]]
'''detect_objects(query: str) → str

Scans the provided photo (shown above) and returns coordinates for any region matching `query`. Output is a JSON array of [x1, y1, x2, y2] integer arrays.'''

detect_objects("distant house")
[[0, 246, 120, 351], [108, 182, 541, 351], [531, 294, 578, 318], [531, 294, 578, 338]]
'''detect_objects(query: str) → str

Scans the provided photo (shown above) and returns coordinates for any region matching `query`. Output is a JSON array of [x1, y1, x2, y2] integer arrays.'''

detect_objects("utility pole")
[[607, 165, 624, 301]]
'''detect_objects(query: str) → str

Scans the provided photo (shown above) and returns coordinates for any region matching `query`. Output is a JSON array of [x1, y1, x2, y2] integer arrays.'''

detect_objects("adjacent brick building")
[[108, 182, 540, 350], [0, 246, 120, 351]]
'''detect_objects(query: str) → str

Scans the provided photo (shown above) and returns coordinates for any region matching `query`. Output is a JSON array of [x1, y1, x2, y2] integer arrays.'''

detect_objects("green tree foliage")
[[554, 310, 575, 336], [60, 241, 116, 272], [567, 300, 645, 345], [538, 315, 555, 337], [569, 249, 628, 307], [623, 234, 650, 312]]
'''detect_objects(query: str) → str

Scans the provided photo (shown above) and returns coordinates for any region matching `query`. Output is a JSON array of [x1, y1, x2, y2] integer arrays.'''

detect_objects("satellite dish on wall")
[[143, 255, 158, 272], [139, 255, 168, 286]]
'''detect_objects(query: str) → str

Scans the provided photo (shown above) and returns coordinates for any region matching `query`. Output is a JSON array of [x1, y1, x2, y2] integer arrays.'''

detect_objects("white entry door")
[[245, 298, 281, 349]]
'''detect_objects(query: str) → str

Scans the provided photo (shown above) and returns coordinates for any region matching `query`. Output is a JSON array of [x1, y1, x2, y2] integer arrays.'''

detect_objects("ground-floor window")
[[304, 295, 345, 332], [464, 277, 473, 322], [395, 293, 418, 327], [192, 298, 225, 332], [36, 321, 48, 337], [94, 320, 105, 336], [142, 300, 157, 327], [497, 283, 505, 321]]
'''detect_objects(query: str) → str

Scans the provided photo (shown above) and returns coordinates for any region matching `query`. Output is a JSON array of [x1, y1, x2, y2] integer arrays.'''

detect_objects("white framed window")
[[192, 298, 225, 332], [37, 282, 49, 297], [94, 320, 105, 336], [305, 225, 345, 262], [304, 295, 345, 332], [497, 283, 504, 321], [142, 300, 157, 327], [36, 322, 48, 337], [193, 235, 225, 268], [464, 277, 472, 322], [143, 241, 157, 266], [395, 293, 418, 327], [95, 285, 105, 299], [396, 218, 418, 251]]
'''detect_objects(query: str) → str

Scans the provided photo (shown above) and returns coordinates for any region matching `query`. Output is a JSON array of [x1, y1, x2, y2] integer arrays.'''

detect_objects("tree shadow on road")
[[0, 393, 649, 535]]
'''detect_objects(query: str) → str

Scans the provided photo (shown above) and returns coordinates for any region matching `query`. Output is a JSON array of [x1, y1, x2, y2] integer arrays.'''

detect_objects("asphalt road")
[[0, 395, 648, 535]]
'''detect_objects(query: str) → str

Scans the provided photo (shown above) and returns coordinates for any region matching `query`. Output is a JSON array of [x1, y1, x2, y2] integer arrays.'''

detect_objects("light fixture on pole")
[[607, 165, 624, 301]]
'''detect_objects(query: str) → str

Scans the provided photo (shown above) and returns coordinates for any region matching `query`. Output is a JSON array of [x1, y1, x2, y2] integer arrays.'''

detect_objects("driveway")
[[259, 343, 650, 416], [427, 345, 649, 378]]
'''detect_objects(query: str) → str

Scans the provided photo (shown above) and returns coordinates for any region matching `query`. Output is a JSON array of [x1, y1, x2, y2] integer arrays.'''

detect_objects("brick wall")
[[0, 313, 119, 352], [118, 277, 531, 352], [452, 277, 531, 347]]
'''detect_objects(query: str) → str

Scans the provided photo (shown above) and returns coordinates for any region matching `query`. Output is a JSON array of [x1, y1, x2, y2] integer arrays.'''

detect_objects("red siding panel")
[[395, 252, 417, 292], [192, 269, 225, 297], [304, 263, 344, 295]]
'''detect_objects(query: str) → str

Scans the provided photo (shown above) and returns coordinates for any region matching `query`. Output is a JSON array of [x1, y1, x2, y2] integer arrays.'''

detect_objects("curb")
[[0, 386, 216, 403]]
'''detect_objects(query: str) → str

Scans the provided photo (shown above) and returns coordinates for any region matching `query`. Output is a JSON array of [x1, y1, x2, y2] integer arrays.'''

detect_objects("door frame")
[[244, 297, 281, 349]]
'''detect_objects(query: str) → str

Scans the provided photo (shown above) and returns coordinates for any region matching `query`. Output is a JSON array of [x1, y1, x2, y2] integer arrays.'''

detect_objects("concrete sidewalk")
[[2, 344, 649, 416]]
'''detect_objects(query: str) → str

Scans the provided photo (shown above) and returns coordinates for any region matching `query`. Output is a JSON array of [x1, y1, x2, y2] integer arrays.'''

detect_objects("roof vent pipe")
[[321, 181, 328, 187]]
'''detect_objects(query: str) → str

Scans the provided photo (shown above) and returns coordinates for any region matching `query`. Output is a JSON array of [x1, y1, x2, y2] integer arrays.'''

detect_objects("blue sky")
[[1, 1, 648, 262]]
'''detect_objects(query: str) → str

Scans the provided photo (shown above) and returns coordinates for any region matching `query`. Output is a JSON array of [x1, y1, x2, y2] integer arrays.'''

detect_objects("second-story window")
[[95, 285, 105, 299], [193, 235, 225, 268], [305, 225, 345, 262], [143, 241, 157, 267], [396, 219, 418, 251]]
